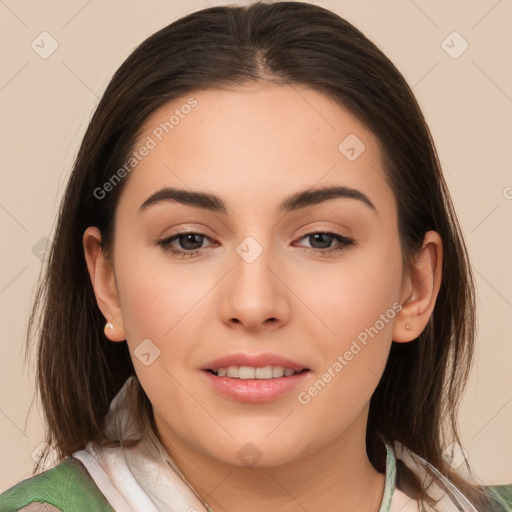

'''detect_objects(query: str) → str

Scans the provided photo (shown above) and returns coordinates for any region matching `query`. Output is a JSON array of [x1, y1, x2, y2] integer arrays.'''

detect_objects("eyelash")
[[156, 231, 355, 259]]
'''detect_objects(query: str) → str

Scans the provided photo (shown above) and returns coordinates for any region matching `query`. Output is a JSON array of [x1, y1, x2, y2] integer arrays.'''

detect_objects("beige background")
[[1, 0, 511, 492]]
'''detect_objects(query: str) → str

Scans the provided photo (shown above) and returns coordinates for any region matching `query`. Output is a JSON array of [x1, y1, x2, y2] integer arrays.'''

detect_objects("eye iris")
[[310, 233, 332, 249], [179, 233, 203, 250]]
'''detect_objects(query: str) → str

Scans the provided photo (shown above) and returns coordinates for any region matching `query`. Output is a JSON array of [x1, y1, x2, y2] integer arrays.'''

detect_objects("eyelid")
[[296, 224, 351, 238], [157, 223, 215, 238], [294, 222, 353, 241]]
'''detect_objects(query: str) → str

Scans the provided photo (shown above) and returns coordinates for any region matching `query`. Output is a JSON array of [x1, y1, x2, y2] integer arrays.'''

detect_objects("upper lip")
[[202, 353, 310, 372]]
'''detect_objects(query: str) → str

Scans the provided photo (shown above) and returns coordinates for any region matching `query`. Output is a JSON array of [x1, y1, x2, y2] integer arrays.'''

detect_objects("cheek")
[[113, 248, 210, 408], [296, 236, 403, 341], [114, 243, 209, 339], [294, 236, 402, 399]]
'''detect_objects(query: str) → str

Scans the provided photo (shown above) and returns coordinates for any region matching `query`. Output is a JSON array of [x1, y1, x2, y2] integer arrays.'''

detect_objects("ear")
[[393, 230, 443, 343], [83, 226, 126, 342]]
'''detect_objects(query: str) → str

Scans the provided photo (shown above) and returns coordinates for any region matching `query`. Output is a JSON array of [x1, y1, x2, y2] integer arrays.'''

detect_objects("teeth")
[[238, 366, 255, 379], [214, 365, 299, 379]]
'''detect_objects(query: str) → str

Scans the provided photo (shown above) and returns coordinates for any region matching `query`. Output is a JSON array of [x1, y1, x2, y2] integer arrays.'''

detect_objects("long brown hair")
[[26, 1, 494, 508]]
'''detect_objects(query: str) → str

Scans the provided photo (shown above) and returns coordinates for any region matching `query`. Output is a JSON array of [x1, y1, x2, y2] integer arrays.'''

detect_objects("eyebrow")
[[137, 185, 377, 215]]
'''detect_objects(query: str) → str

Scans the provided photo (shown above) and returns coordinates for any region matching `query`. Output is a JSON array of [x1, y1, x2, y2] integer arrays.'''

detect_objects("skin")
[[84, 83, 442, 512]]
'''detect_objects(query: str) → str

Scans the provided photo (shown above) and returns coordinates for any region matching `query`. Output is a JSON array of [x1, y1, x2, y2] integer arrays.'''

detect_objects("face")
[[101, 83, 408, 467]]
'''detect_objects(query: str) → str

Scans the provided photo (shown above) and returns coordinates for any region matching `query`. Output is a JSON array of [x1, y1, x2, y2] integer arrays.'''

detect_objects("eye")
[[157, 231, 215, 258], [295, 231, 355, 256]]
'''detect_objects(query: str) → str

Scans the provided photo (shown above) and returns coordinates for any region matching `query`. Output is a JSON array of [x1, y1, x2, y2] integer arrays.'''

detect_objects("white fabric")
[[72, 376, 480, 512]]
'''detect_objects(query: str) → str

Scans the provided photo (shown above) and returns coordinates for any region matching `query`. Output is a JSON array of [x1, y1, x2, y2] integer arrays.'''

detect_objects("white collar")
[[72, 376, 479, 512]]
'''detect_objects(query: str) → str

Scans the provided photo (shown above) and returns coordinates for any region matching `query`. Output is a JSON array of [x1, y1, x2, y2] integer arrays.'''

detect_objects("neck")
[[154, 407, 387, 512]]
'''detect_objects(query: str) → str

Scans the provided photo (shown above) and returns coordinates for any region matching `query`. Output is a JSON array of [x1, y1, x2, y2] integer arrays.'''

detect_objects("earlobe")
[[103, 319, 125, 342], [83, 226, 126, 342], [393, 230, 443, 343]]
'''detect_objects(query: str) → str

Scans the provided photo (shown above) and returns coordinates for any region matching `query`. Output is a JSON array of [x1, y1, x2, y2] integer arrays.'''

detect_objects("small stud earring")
[[405, 323, 413, 331], [105, 322, 114, 330]]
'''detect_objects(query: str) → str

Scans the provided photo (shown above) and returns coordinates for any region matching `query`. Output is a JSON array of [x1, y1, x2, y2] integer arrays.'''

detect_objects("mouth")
[[202, 365, 312, 403], [200, 353, 312, 401]]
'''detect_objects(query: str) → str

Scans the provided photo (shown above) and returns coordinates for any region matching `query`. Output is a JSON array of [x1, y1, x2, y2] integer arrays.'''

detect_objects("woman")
[[1, 1, 510, 511]]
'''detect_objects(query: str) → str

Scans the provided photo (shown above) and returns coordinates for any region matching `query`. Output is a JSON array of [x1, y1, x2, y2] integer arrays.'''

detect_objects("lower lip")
[[201, 370, 311, 403]]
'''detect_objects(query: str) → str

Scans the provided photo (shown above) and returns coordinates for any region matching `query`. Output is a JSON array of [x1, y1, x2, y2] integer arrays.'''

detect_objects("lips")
[[200, 352, 312, 402], [201, 352, 310, 373]]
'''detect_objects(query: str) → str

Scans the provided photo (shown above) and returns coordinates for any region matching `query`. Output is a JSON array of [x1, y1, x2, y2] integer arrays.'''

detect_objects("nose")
[[219, 239, 291, 332]]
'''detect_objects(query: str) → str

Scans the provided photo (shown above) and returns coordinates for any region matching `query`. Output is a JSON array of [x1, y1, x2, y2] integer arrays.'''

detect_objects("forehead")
[[118, 84, 395, 221]]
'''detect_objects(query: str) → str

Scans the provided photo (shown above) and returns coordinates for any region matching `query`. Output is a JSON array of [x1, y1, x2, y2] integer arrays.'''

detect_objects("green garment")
[[0, 458, 114, 512], [488, 484, 512, 512]]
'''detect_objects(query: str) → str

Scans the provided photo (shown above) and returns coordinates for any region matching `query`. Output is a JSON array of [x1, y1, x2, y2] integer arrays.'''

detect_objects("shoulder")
[[0, 457, 115, 512], [484, 483, 512, 512]]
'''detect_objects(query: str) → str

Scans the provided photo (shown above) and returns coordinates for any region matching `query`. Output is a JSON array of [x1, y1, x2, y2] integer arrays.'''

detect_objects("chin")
[[203, 435, 309, 469]]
